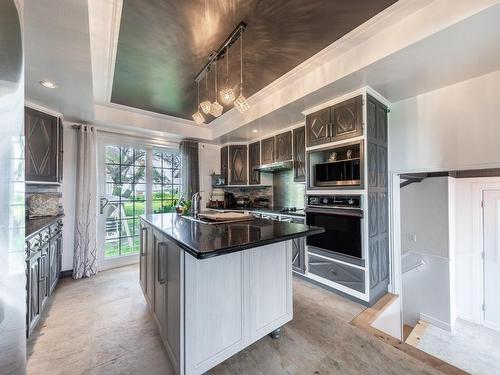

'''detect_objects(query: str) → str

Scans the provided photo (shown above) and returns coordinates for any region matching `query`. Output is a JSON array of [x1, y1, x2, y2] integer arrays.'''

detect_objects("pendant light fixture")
[[233, 30, 250, 114], [199, 74, 212, 114], [192, 81, 205, 124], [219, 46, 236, 105], [210, 61, 223, 118]]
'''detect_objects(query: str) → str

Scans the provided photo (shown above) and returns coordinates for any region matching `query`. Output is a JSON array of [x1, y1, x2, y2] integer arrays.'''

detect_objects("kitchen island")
[[139, 213, 323, 375]]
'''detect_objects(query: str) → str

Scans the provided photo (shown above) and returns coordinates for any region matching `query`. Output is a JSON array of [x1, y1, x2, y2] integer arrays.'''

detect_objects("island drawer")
[[308, 253, 365, 293]]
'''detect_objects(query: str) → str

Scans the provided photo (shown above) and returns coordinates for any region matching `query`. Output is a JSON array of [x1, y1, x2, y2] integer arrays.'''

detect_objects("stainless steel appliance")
[[306, 195, 363, 259], [308, 141, 363, 188]]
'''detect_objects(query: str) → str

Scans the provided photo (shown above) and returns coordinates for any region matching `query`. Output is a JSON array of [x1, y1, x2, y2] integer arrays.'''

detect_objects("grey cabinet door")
[[248, 141, 260, 185], [293, 127, 306, 182], [39, 245, 50, 311], [220, 146, 228, 185], [58, 121, 64, 182], [292, 237, 306, 274], [229, 145, 248, 185], [139, 221, 148, 295], [331, 95, 363, 142], [308, 253, 365, 293], [275, 131, 292, 162], [261, 137, 275, 165], [25, 107, 59, 183], [306, 107, 331, 147], [27, 251, 41, 337], [48, 233, 61, 295]]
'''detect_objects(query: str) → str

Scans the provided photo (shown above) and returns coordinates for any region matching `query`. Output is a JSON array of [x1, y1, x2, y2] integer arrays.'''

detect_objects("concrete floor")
[[28, 265, 446, 375], [412, 319, 500, 375]]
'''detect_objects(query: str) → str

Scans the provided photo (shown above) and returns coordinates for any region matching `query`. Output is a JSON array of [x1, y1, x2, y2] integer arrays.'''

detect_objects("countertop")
[[140, 213, 323, 259], [26, 215, 64, 239]]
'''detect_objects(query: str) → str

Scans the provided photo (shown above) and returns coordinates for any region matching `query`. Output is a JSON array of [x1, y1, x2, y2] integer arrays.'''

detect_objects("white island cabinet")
[[139, 215, 299, 375]]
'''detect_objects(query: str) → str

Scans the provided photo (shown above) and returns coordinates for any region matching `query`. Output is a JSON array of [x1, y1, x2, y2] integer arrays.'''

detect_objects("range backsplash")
[[221, 186, 273, 206], [25, 184, 63, 219], [273, 170, 306, 209]]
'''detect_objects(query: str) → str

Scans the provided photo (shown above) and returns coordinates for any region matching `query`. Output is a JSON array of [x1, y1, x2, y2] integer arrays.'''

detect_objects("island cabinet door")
[[145, 225, 155, 309], [153, 229, 167, 331], [139, 221, 148, 295]]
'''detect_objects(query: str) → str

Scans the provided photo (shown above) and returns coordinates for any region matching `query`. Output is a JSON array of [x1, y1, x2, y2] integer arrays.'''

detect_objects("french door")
[[97, 139, 181, 269], [483, 190, 500, 330]]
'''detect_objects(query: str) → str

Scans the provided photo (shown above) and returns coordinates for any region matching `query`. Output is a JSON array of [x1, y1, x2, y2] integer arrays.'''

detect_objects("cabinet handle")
[[39, 255, 46, 281], [157, 242, 167, 285], [140, 227, 147, 256]]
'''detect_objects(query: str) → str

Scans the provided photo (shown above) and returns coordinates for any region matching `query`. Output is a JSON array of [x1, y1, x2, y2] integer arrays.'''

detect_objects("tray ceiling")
[[111, 0, 397, 122]]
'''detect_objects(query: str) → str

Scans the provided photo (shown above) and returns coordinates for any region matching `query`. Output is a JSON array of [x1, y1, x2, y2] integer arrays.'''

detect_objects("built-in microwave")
[[307, 141, 363, 188]]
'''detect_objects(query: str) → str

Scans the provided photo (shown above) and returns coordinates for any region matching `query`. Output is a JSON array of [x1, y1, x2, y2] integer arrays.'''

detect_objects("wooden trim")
[[351, 294, 469, 375]]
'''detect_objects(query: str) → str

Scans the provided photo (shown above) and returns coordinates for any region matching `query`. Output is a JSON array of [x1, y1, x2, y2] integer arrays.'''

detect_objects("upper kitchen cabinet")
[[220, 146, 229, 185], [275, 131, 292, 162], [229, 145, 248, 185], [25, 107, 63, 184], [306, 95, 363, 147], [293, 127, 306, 182], [261, 137, 274, 165], [306, 107, 330, 147], [331, 95, 363, 141], [248, 141, 260, 185]]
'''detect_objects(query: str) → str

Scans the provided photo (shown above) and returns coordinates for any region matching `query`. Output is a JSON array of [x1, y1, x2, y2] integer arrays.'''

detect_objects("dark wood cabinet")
[[261, 137, 274, 165], [220, 146, 228, 186], [331, 95, 363, 141], [229, 145, 248, 185], [293, 127, 306, 182], [275, 131, 292, 162], [306, 96, 363, 147], [48, 232, 62, 294], [248, 141, 260, 185], [306, 107, 331, 147], [25, 107, 62, 183], [39, 245, 50, 311]]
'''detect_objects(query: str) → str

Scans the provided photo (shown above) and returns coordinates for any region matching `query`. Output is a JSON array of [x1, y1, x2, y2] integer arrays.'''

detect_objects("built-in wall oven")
[[305, 195, 363, 260]]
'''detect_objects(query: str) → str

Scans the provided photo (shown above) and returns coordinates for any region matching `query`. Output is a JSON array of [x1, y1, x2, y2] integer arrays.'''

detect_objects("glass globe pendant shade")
[[220, 87, 236, 105], [200, 100, 212, 114], [234, 93, 249, 114], [192, 110, 205, 124], [210, 100, 223, 117]]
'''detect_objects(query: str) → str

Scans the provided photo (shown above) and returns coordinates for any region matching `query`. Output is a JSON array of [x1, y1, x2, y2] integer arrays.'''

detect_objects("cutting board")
[[198, 212, 254, 222]]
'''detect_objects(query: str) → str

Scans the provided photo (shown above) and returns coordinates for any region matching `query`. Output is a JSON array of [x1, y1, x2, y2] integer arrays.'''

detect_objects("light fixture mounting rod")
[[194, 21, 247, 83]]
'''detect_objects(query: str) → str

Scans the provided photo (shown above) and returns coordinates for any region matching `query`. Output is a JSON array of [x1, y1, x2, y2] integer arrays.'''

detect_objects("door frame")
[[480, 187, 500, 331], [96, 132, 179, 271]]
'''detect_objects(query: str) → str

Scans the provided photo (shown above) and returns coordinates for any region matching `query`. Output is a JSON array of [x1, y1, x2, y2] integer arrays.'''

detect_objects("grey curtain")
[[180, 140, 200, 200]]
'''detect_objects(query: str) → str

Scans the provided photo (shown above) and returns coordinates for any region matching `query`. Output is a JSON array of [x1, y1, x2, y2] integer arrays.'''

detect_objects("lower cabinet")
[[139, 223, 148, 295], [292, 237, 305, 274], [26, 219, 63, 337], [308, 253, 365, 293]]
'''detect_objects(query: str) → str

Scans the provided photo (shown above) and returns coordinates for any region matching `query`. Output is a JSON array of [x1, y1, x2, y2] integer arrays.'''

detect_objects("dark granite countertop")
[[26, 215, 64, 239], [140, 213, 323, 259]]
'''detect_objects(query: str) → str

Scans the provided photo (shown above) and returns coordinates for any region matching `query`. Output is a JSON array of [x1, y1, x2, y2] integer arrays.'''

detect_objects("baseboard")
[[420, 313, 453, 332], [59, 269, 73, 278]]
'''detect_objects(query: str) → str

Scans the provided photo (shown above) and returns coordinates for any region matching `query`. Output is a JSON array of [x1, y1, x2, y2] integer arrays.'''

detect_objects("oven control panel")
[[307, 195, 361, 209]]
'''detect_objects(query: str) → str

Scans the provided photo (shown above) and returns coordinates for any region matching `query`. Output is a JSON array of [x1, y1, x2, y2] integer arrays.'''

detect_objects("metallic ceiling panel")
[[112, 0, 397, 122]]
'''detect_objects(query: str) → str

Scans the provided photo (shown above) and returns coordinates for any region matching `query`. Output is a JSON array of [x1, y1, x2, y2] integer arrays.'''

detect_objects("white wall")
[[61, 126, 77, 271], [390, 69, 500, 173], [400, 177, 450, 258], [198, 143, 220, 210]]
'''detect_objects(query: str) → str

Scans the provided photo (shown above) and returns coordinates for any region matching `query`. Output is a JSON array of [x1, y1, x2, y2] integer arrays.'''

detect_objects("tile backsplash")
[[25, 184, 63, 219]]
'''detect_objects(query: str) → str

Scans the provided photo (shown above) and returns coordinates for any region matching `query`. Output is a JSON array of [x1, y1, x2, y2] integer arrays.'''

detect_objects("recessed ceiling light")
[[252, 129, 258, 133], [39, 80, 57, 89]]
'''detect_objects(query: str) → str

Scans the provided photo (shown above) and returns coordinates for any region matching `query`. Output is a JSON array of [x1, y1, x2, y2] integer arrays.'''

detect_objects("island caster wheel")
[[269, 327, 282, 340]]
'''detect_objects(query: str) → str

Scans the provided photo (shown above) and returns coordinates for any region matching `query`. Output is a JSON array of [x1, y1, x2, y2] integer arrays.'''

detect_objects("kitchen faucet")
[[191, 191, 202, 218]]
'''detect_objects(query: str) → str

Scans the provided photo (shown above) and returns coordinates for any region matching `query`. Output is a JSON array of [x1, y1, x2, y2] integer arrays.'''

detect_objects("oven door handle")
[[306, 207, 363, 218]]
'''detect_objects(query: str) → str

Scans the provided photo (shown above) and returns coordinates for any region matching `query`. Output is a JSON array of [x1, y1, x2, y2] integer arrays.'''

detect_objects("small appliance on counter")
[[208, 188, 225, 208], [253, 197, 270, 209], [224, 192, 237, 209]]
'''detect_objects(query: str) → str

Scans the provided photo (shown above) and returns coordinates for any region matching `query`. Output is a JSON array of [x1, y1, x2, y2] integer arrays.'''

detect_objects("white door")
[[96, 139, 182, 270], [483, 190, 500, 330]]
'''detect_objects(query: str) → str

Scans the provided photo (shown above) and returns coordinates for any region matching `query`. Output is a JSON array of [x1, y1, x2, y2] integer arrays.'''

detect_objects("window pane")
[[105, 240, 120, 258], [153, 151, 163, 168], [105, 145, 120, 164], [134, 165, 146, 183], [121, 147, 134, 165], [134, 149, 146, 166]]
